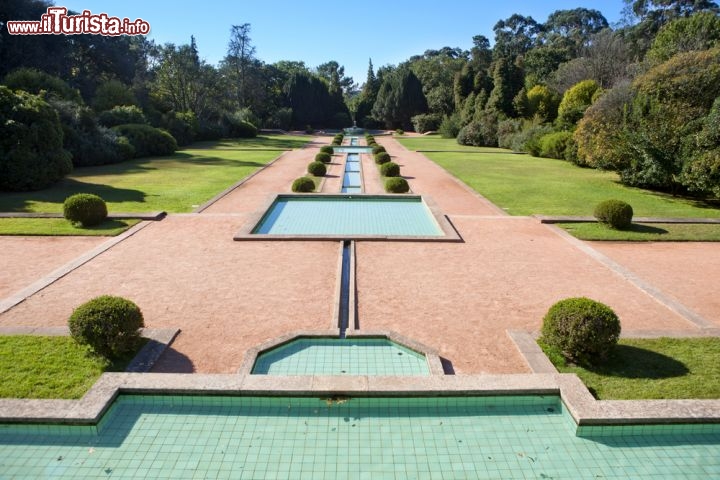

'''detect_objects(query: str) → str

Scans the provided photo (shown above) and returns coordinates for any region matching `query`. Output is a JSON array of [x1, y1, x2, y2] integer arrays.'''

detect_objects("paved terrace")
[[0, 135, 717, 374]]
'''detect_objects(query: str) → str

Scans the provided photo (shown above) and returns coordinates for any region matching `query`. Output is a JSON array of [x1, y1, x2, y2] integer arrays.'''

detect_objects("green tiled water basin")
[[250, 195, 444, 237], [251, 337, 430, 375], [0, 395, 718, 479]]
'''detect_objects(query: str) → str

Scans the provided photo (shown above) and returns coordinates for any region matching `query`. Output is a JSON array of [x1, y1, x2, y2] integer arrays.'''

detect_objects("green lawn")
[[540, 337, 720, 400], [397, 137, 720, 218], [560, 222, 720, 241], [0, 336, 145, 399], [0, 218, 139, 236], [0, 135, 307, 214]]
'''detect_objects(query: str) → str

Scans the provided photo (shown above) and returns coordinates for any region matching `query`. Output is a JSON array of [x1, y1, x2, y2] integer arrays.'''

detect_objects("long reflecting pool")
[[250, 195, 444, 237], [0, 395, 718, 479]]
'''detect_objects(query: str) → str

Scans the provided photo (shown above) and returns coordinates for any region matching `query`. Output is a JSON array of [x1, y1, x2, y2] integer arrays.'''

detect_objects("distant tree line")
[[1, 0, 719, 198]]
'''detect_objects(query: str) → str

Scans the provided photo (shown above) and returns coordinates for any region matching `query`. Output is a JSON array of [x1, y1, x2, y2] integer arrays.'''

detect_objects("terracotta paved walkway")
[[0, 134, 717, 374]]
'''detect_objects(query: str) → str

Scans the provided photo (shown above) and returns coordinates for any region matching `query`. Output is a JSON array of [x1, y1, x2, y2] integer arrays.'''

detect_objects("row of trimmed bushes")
[[367, 134, 409, 193]]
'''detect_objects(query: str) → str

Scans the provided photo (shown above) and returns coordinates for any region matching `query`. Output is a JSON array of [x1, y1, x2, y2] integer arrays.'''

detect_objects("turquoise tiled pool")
[[251, 337, 430, 375], [0, 395, 718, 479], [251, 195, 444, 236]]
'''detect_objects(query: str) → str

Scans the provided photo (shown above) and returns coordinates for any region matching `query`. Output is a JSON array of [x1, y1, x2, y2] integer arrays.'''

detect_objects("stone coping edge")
[[233, 193, 463, 243], [236, 329, 445, 377], [1, 327, 717, 428], [1, 371, 718, 429], [0, 212, 166, 220]]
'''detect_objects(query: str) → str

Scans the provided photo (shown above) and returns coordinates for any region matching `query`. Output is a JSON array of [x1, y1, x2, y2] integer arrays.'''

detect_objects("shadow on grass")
[[586, 345, 689, 380], [189, 136, 308, 150], [172, 152, 266, 167], [627, 223, 669, 235], [0, 179, 147, 212]]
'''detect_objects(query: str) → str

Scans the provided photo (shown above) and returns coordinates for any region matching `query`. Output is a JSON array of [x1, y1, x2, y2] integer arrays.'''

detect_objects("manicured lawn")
[[0, 135, 307, 214], [0, 336, 146, 399], [540, 337, 720, 400], [0, 218, 139, 236], [397, 137, 720, 218], [560, 222, 720, 241]]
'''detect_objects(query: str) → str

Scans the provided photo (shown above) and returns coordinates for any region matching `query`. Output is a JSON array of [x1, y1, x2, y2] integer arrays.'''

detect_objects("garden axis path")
[[0, 135, 717, 373]]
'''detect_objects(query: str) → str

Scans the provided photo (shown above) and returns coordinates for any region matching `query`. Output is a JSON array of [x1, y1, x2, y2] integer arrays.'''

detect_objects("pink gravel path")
[[0, 236, 105, 299], [202, 137, 326, 213], [0, 216, 338, 373], [356, 216, 695, 374], [590, 242, 720, 327]]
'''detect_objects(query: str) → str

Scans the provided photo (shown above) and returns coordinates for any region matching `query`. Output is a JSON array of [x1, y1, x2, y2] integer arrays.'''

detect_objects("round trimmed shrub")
[[374, 152, 391, 164], [320, 145, 334, 155], [291, 177, 315, 192], [594, 200, 634, 230], [395, 129, 404, 135], [307, 161, 327, 176], [68, 295, 144, 359], [372, 145, 386, 155], [380, 162, 400, 177], [540, 297, 621, 366], [385, 177, 410, 193], [63, 194, 108, 227], [368, 141, 378, 148], [315, 152, 332, 163]]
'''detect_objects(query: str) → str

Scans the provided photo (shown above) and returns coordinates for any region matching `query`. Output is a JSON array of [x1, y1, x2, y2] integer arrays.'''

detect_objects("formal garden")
[[1, 1, 719, 477]]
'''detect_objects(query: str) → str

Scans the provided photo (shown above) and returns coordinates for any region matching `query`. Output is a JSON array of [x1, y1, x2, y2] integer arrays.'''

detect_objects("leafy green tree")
[[647, 11, 720, 63], [541, 8, 610, 57], [0, 86, 72, 191], [551, 29, 632, 92], [557, 79, 602, 126], [487, 57, 524, 117], [493, 14, 541, 61], [285, 71, 349, 128], [407, 48, 467, 116], [3, 68, 81, 102], [0, 0, 73, 79], [526, 85, 560, 121], [575, 81, 635, 170], [523, 46, 571, 88], [92, 79, 138, 112], [152, 39, 222, 123], [371, 67, 428, 130], [225, 24, 256, 108]]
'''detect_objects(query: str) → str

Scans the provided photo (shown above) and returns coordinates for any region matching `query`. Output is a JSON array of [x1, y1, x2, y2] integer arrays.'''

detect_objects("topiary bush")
[[395, 129, 404, 135], [540, 297, 621, 366], [374, 152, 391, 164], [291, 177, 315, 192], [307, 161, 327, 176], [594, 200, 634, 230], [320, 145, 334, 155], [315, 152, 332, 163], [68, 295, 144, 359], [380, 161, 400, 177], [63, 193, 108, 227], [385, 177, 410, 193], [372, 145, 386, 155]]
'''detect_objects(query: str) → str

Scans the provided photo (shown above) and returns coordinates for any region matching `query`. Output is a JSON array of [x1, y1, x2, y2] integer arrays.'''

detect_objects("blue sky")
[[61, 0, 627, 84]]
